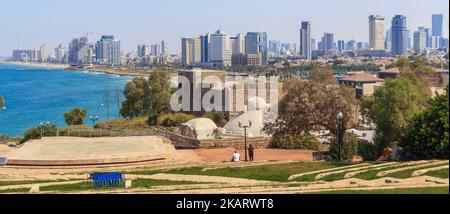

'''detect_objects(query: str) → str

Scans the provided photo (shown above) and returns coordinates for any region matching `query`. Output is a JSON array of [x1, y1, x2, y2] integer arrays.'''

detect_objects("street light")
[[89, 115, 99, 138], [97, 103, 104, 122], [40, 121, 50, 138], [337, 112, 344, 162], [238, 120, 252, 162]]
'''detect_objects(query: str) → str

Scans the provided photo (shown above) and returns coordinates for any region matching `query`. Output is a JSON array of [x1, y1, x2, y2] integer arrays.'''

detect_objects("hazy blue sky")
[[0, 0, 448, 56]]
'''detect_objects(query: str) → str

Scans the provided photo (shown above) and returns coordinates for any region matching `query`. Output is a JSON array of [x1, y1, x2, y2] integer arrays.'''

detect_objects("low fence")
[[56, 129, 159, 138]]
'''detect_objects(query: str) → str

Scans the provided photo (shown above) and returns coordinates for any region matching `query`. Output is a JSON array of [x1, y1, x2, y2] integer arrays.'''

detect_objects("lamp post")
[[97, 104, 104, 122], [40, 121, 50, 138], [89, 115, 99, 138], [238, 120, 252, 162], [337, 112, 344, 162]]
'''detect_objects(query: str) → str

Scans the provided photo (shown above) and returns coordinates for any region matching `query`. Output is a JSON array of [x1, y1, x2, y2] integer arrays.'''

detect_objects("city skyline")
[[0, 0, 448, 56]]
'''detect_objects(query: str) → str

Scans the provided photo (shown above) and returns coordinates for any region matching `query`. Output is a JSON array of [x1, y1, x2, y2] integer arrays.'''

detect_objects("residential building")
[[369, 15, 385, 50], [95, 35, 121, 66]]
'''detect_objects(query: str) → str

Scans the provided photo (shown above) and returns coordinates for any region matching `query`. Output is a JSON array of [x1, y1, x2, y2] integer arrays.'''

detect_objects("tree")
[[360, 76, 430, 152], [400, 86, 449, 160], [264, 65, 358, 150], [64, 108, 87, 125], [20, 124, 57, 144], [120, 70, 172, 119], [147, 70, 172, 116], [115, 86, 121, 118], [120, 77, 147, 118]]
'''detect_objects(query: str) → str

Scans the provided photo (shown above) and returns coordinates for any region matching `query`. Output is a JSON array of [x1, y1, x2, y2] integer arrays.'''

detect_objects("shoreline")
[[0, 61, 143, 77], [0, 61, 69, 69]]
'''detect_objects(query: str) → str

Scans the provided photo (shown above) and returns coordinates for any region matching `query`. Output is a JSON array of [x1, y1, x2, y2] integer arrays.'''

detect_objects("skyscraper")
[[161, 40, 169, 56], [137, 44, 150, 57], [337, 40, 345, 52], [391, 15, 407, 56], [418, 27, 431, 48], [200, 33, 211, 63], [245, 32, 268, 65], [95, 35, 121, 66], [151, 43, 161, 56], [230, 34, 245, 54], [300, 21, 312, 60], [55, 44, 66, 63], [181, 38, 201, 65], [210, 30, 232, 66], [432, 14, 444, 37], [413, 30, 427, 54], [321, 33, 334, 54], [369, 15, 385, 50]]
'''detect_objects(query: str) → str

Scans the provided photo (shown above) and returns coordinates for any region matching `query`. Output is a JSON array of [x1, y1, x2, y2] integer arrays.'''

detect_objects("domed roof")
[[247, 96, 267, 111], [223, 110, 268, 137], [183, 118, 218, 131]]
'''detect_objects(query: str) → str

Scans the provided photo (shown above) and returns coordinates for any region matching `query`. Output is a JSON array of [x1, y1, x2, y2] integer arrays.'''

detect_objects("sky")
[[0, 0, 448, 56]]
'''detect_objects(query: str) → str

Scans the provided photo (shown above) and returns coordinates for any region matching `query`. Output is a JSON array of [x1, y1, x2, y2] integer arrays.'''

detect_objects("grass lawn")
[[388, 164, 449, 179], [0, 188, 30, 194], [155, 162, 356, 182], [424, 168, 449, 178], [40, 179, 206, 192], [0, 180, 72, 187], [307, 187, 449, 194]]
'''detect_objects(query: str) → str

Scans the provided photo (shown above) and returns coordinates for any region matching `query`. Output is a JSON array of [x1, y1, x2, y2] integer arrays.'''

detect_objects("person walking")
[[248, 144, 254, 161]]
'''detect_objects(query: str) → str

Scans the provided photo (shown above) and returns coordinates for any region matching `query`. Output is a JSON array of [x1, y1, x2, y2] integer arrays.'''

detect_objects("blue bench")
[[89, 172, 124, 188]]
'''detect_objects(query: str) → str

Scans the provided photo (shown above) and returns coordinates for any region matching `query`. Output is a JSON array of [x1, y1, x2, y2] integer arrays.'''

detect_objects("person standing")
[[248, 144, 254, 161]]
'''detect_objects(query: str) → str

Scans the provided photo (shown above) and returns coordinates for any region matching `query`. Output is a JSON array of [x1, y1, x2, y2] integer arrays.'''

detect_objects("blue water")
[[0, 64, 132, 137]]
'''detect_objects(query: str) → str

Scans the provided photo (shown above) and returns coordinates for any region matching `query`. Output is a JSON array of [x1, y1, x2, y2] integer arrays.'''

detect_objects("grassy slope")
[[147, 162, 356, 182], [307, 187, 449, 194], [39, 179, 206, 192]]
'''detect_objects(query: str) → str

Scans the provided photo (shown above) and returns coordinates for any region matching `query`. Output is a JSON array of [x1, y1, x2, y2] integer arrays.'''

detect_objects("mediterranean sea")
[[0, 64, 132, 137]]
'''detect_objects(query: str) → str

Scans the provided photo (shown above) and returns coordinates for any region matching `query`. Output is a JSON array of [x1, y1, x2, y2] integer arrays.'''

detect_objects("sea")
[[0, 63, 132, 137]]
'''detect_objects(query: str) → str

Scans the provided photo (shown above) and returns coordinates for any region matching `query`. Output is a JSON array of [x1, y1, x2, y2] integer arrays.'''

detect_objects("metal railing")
[[56, 128, 159, 138]]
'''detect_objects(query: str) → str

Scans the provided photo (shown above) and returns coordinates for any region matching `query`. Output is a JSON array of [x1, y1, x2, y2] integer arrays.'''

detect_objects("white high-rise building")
[[161, 40, 169, 56], [210, 29, 232, 66], [231, 33, 245, 54], [55, 44, 66, 63], [95, 35, 121, 66], [369, 15, 385, 50], [413, 30, 427, 54]]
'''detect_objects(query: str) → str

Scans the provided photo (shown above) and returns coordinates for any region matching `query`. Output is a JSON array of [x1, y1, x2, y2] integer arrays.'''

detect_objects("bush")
[[203, 112, 228, 127], [357, 141, 379, 161], [20, 125, 58, 144], [64, 108, 87, 125], [271, 132, 321, 150], [156, 113, 195, 127], [329, 134, 359, 161]]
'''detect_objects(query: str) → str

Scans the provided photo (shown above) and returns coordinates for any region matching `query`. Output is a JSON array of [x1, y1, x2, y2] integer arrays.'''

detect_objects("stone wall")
[[198, 137, 272, 150], [155, 128, 272, 150]]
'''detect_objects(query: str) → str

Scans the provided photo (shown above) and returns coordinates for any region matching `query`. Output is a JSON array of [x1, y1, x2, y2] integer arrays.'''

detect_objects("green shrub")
[[271, 132, 320, 150], [20, 125, 58, 144], [357, 141, 379, 161], [156, 113, 195, 127], [63, 108, 87, 125], [329, 134, 359, 161], [202, 112, 228, 127]]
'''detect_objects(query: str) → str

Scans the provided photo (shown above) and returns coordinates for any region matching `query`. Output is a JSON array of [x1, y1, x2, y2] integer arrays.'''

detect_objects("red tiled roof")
[[340, 73, 384, 82]]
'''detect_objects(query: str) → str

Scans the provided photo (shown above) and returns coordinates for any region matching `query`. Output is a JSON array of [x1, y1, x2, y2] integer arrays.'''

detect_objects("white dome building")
[[247, 96, 268, 111], [181, 118, 218, 140]]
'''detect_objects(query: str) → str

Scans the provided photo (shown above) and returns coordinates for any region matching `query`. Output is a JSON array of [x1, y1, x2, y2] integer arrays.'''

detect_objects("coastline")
[[1, 61, 176, 78], [0, 61, 69, 69]]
